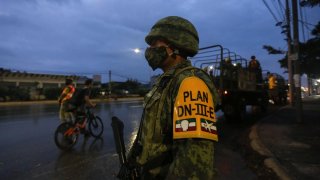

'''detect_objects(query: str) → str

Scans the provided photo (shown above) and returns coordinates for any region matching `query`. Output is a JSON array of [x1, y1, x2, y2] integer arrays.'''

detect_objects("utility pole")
[[109, 70, 112, 96], [292, 0, 303, 123], [308, 76, 312, 96], [285, 0, 294, 106]]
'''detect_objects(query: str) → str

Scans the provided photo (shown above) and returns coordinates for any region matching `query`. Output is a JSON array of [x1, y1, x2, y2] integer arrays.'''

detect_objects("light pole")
[[285, 0, 294, 106], [109, 70, 112, 96], [292, 0, 303, 123]]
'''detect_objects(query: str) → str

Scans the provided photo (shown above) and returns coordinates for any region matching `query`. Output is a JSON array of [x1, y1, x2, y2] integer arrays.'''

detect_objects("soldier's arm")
[[166, 75, 218, 179], [84, 95, 95, 107], [166, 139, 216, 179]]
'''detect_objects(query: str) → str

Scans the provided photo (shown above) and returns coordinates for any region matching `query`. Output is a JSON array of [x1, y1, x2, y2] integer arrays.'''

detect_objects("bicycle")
[[54, 107, 104, 150]]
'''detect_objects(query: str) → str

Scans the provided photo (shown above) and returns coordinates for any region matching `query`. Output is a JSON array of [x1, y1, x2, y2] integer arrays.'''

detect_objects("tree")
[[263, 21, 320, 78], [263, 45, 285, 55], [300, 0, 320, 7], [300, 22, 320, 78]]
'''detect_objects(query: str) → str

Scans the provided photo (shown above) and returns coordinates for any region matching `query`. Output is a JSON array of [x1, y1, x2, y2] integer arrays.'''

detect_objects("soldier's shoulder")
[[173, 67, 211, 85]]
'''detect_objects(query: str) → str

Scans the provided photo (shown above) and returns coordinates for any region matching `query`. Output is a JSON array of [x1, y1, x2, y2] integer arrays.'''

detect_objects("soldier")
[[248, 55, 262, 83], [267, 72, 278, 103], [222, 58, 233, 74], [127, 16, 220, 179], [220, 58, 235, 89]]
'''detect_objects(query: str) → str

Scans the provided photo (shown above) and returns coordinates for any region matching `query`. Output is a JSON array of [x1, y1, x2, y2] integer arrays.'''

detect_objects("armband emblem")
[[173, 77, 218, 141]]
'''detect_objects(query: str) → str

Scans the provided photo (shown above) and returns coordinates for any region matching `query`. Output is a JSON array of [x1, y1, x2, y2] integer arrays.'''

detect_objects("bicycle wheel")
[[88, 116, 104, 138], [54, 122, 78, 150]]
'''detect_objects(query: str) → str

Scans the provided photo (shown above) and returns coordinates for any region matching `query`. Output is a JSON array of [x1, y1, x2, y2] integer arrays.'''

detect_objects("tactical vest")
[[62, 85, 75, 103], [269, 75, 277, 89]]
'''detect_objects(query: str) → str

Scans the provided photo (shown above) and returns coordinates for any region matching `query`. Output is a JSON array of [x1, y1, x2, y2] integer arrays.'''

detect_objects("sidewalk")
[[250, 95, 320, 180]]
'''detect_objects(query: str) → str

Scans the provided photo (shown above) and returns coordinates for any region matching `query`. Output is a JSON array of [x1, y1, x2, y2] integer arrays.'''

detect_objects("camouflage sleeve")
[[166, 139, 216, 180], [164, 68, 217, 179]]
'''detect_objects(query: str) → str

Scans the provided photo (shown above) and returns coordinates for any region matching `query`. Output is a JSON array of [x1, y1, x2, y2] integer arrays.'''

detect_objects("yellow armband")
[[173, 77, 218, 141]]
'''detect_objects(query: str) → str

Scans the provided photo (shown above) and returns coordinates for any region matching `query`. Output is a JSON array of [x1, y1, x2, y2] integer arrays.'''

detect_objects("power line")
[[271, 0, 285, 22], [261, 0, 316, 41], [298, 19, 316, 33], [277, 0, 286, 20], [262, 0, 280, 22], [277, 0, 286, 13], [298, 19, 317, 27], [302, 7, 310, 40], [299, 3, 306, 42]]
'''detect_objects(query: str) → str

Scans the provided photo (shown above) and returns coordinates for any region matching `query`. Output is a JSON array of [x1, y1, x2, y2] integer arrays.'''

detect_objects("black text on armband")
[[176, 104, 215, 119], [183, 91, 208, 103], [177, 91, 214, 119]]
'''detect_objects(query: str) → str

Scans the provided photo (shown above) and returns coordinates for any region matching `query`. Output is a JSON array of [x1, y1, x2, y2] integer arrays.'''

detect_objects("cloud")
[[0, 46, 15, 59], [0, 0, 319, 83]]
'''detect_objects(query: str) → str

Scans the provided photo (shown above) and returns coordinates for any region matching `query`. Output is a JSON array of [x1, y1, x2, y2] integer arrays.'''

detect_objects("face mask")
[[144, 46, 168, 70]]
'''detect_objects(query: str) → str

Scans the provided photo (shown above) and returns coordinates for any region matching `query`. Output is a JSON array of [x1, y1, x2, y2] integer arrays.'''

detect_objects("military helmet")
[[145, 16, 199, 57]]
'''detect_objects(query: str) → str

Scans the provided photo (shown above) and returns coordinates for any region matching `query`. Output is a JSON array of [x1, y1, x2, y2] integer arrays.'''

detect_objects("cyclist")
[[69, 78, 96, 117], [67, 79, 96, 135], [58, 78, 75, 123]]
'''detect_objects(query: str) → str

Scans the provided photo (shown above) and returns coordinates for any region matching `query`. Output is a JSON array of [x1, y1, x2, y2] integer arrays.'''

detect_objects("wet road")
[[0, 100, 273, 179], [0, 100, 143, 180]]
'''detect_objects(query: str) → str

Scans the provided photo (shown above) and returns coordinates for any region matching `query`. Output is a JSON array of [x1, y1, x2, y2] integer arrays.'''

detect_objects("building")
[[0, 68, 89, 100], [0, 69, 88, 88]]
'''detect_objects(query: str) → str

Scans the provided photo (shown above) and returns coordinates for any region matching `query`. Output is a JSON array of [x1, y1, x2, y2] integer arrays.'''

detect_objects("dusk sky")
[[0, 0, 319, 83]]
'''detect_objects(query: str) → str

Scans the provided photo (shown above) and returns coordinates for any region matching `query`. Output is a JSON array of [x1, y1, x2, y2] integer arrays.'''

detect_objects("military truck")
[[191, 45, 269, 121]]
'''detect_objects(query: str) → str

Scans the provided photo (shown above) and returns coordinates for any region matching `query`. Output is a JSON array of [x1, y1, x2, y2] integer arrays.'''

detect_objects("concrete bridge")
[[0, 70, 87, 88], [0, 69, 101, 100]]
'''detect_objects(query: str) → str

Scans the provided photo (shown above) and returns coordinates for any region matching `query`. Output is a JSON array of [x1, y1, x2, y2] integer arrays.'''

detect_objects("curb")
[[249, 106, 292, 180]]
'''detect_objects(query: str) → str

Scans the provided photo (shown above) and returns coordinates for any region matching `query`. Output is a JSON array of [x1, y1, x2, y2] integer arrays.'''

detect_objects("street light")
[[133, 48, 143, 54]]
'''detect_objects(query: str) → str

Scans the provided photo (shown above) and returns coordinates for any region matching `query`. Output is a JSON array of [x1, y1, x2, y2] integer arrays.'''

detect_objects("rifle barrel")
[[111, 116, 127, 165]]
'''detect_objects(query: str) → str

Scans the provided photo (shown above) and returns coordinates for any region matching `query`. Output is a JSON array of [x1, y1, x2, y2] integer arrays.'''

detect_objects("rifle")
[[111, 116, 140, 180]]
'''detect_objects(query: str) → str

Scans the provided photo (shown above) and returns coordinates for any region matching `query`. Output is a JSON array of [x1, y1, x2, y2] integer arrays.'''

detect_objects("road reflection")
[[0, 100, 143, 180]]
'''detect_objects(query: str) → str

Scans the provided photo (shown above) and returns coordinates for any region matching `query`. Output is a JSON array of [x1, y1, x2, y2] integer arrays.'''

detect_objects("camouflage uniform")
[[128, 16, 220, 179], [132, 60, 219, 179]]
